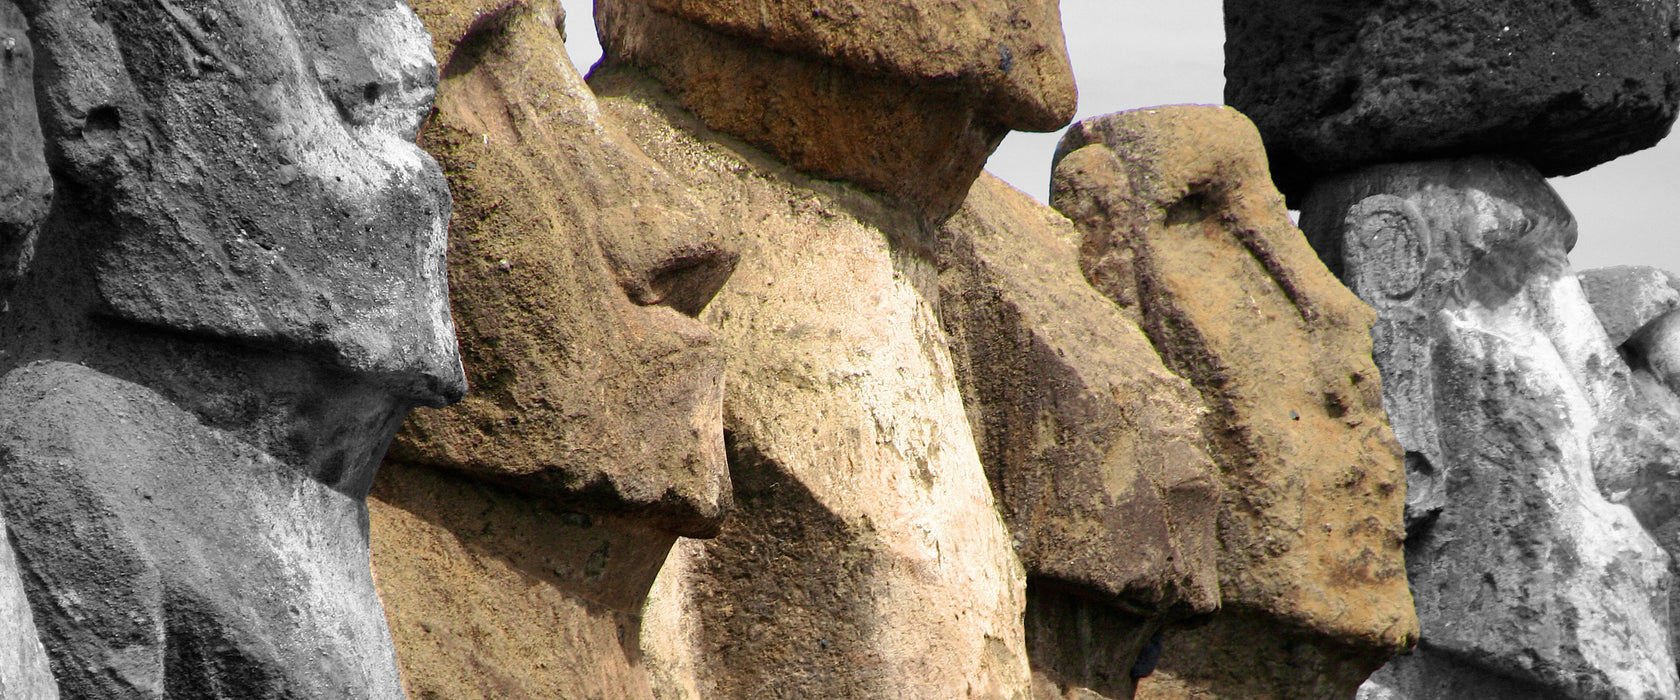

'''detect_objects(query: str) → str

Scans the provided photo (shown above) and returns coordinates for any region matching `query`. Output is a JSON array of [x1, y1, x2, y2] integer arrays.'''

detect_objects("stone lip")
[[623, 0, 1076, 133], [1225, 0, 1680, 201]]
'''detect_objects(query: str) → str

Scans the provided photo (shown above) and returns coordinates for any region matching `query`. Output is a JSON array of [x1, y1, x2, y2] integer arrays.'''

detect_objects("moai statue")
[[362, 2, 739, 697], [938, 169, 1228, 700], [1046, 106, 1416, 700], [1227, 0, 1680, 697], [0, 0, 463, 697], [580, 0, 1078, 695]]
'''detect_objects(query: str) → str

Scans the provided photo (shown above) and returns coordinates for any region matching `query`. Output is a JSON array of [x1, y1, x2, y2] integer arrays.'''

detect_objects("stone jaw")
[[938, 172, 1225, 700]]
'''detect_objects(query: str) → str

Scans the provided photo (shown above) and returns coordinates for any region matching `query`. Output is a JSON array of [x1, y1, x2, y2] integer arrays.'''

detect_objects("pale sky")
[[559, 0, 1679, 275]]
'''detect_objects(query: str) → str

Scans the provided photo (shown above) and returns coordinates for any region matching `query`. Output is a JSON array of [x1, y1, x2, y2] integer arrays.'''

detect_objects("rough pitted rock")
[[368, 3, 735, 697], [1578, 266, 1680, 347], [0, 362, 407, 698], [0, 0, 462, 695], [595, 0, 1075, 220], [385, 0, 735, 538], [0, 511, 58, 700], [0, 0, 48, 292], [1633, 309, 1680, 398], [1225, 0, 1680, 200], [592, 63, 1033, 697], [15, 0, 464, 401], [624, 0, 1076, 132], [1300, 158, 1679, 699], [938, 172, 1223, 699], [370, 460, 676, 699], [1050, 105, 1417, 699]]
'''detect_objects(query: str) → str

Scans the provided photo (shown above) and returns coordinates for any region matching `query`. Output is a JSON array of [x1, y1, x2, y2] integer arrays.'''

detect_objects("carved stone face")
[[387, 2, 737, 537], [21, 0, 464, 405]]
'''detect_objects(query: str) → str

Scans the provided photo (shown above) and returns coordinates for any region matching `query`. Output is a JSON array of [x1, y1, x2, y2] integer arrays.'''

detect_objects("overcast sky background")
[[559, 0, 1679, 274]]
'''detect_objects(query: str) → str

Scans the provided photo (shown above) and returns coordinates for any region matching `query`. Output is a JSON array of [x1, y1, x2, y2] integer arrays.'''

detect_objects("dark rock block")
[[1226, 0, 1680, 200]]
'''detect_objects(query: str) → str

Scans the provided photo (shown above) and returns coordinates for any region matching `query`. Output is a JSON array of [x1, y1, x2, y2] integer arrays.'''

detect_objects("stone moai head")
[[1050, 105, 1418, 698], [593, 0, 1078, 219], [385, 0, 739, 538], [12, 0, 464, 406]]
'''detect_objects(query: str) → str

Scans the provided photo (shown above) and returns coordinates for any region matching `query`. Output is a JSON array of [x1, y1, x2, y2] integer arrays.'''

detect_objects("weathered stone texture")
[[939, 172, 1222, 616], [938, 172, 1222, 699], [0, 0, 48, 292], [385, 0, 735, 537], [1579, 266, 1680, 347], [595, 0, 1075, 220], [627, 0, 1076, 132], [1225, 0, 1680, 199], [1301, 158, 1679, 700], [0, 362, 406, 699], [368, 3, 734, 697], [0, 0, 463, 695], [1634, 310, 1680, 398], [0, 510, 58, 700], [15, 0, 464, 402], [370, 460, 674, 700], [1050, 105, 1417, 699], [591, 63, 1033, 698]]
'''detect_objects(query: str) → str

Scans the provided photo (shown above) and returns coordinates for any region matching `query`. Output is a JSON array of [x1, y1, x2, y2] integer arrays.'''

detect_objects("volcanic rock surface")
[[1579, 266, 1680, 347], [1051, 105, 1417, 700], [938, 172, 1224, 699], [1301, 158, 1678, 700], [1225, 0, 1680, 200], [366, 2, 735, 697], [0, 0, 462, 696], [589, 62, 1034, 696]]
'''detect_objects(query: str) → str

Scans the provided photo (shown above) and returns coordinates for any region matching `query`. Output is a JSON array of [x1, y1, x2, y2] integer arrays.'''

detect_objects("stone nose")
[[597, 196, 739, 319]]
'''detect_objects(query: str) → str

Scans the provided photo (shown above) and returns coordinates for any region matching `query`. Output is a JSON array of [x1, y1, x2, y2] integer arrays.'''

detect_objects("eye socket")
[[84, 105, 121, 133]]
